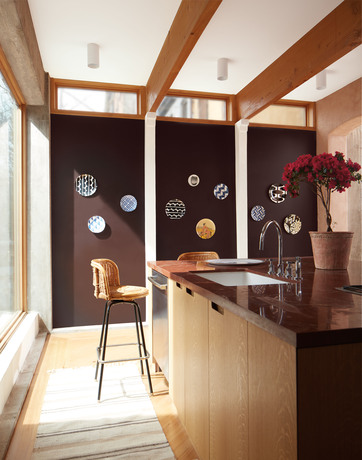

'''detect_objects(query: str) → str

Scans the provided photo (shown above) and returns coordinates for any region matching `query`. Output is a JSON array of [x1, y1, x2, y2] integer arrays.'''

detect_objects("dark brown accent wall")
[[155, 121, 237, 260], [51, 114, 146, 328], [247, 127, 317, 258]]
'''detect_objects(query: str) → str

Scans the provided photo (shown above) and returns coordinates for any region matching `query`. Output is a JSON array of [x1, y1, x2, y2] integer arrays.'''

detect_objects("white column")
[[144, 112, 157, 264], [144, 112, 157, 328], [235, 119, 249, 258]]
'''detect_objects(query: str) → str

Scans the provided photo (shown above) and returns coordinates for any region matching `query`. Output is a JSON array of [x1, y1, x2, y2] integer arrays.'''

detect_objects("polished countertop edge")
[[148, 258, 362, 349]]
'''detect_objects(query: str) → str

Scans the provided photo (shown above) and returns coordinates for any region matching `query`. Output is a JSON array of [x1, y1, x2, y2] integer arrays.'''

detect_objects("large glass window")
[[249, 102, 314, 127], [57, 86, 138, 115], [0, 70, 22, 339], [157, 95, 227, 121]]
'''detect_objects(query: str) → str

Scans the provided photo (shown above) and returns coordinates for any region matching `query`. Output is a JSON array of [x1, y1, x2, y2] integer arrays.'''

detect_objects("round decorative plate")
[[251, 205, 266, 221], [188, 174, 200, 187], [165, 199, 186, 219], [214, 183, 229, 200], [88, 215, 106, 233], [196, 218, 216, 239], [268, 184, 287, 204], [284, 214, 302, 234], [75, 174, 97, 196], [120, 195, 137, 212]]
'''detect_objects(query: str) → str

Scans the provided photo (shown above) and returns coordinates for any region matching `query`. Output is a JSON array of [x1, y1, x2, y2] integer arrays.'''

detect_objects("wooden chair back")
[[91, 258, 120, 300], [177, 251, 219, 261]]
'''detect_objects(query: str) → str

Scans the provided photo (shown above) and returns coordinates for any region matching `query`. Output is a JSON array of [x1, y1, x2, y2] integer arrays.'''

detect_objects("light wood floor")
[[5, 328, 199, 460]]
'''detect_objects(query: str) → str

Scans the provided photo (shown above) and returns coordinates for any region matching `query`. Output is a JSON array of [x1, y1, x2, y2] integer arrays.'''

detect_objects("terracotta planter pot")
[[309, 231, 353, 270]]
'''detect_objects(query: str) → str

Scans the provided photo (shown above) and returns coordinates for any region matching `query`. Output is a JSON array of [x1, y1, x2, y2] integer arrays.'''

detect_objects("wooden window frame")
[[50, 78, 146, 119], [249, 99, 316, 130], [50, 78, 315, 129], [156, 89, 235, 125], [0, 46, 27, 352]]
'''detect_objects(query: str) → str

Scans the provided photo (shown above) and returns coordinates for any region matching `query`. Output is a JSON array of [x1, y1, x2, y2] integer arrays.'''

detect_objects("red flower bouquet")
[[282, 152, 361, 232]]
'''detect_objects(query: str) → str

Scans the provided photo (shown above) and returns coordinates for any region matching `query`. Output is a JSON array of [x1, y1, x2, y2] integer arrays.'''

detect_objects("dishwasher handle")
[[148, 276, 168, 291]]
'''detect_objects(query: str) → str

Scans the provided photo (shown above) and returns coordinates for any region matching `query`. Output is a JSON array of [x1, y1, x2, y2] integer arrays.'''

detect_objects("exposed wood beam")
[[236, 0, 362, 120], [145, 0, 222, 114]]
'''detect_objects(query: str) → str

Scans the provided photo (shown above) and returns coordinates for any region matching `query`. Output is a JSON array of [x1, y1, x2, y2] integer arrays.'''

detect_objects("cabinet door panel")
[[184, 290, 209, 460], [248, 323, 297, 460], [209, 306, 248, 460], [169, 281, 186, 423]]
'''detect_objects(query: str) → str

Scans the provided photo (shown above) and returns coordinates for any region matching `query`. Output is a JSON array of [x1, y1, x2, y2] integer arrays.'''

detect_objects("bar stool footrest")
[[96, 343, 150, 365]]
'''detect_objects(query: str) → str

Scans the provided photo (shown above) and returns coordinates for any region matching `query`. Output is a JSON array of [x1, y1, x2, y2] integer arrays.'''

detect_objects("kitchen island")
[[147, 257, 361, 460]]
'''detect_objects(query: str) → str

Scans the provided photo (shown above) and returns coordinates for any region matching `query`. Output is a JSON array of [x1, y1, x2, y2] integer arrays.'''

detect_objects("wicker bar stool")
[[177, 251, 219, 261], [91, 258, 153, 400]]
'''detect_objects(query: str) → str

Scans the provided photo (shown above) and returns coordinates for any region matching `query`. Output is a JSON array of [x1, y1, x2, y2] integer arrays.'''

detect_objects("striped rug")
[[32, 363, 175, 459]]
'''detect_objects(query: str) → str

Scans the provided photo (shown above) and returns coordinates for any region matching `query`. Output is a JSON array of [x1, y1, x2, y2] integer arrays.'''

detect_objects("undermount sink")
[[195, 271, 288, 287]]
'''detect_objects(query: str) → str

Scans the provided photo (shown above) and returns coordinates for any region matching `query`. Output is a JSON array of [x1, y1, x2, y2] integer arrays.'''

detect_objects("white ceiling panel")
[[27, 0, 360, 102]]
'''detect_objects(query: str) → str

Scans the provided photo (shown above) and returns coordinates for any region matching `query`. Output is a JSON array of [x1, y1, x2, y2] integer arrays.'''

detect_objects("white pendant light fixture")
[[87, 43, 99, 69], [316, 70, 327, 90], [217, 58, 228, 81]]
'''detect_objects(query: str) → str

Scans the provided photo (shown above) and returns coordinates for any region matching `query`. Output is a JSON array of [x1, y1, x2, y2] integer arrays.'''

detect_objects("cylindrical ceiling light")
[[217, 58, 228, 81], [87, 43, 99, 69], [316, 70, 327, 90]]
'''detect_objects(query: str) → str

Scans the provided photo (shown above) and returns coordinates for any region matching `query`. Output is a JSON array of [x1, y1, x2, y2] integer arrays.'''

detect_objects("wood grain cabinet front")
[[248, 323, 297, 460], [169, 281, 209, 460], [209, 304, 248, 460], [169, 281, 360, 460]]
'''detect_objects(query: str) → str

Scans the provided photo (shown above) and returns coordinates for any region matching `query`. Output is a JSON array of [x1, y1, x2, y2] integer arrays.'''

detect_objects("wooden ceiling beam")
[[145, 0, 222, 114], [236, 0, 362, 120]]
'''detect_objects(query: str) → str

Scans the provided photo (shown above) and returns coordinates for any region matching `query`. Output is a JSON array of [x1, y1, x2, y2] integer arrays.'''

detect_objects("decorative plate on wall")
[[196, 218, 216, 239], [251, 205, 266, 221], [120, 195, 137, 212], [165, 199, 186, 219], [214, 183, 229, 200], [88, 215, 106, 233], [75, 174, 97, 196], [188, 174, 200, 187], [284, 214, 302, 234], [268, 184, 287, 204]]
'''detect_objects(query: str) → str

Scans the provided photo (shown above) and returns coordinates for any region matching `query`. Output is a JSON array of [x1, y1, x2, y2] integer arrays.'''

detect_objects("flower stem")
[[318, 185, 332, 232]]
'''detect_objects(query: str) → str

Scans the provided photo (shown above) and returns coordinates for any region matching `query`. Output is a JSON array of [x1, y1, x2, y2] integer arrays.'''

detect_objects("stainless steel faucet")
[[259, 220, 284, 276]]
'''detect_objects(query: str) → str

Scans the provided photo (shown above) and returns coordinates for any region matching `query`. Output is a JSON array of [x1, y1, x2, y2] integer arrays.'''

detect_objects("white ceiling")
[[28, 0, 362, 103]]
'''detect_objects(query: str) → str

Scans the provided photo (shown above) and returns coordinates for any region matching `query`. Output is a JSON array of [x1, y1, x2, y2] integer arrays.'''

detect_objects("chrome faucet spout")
[[259, 220, 284, 276]]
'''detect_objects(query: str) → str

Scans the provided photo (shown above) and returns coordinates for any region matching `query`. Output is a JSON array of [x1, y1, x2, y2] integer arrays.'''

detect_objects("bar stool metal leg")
[[97, 300, 112, 401], [95, 299, 153, 400], [134, 301, 153, 394], [133, 302, 144, 375], [95, 300, 109, 381]]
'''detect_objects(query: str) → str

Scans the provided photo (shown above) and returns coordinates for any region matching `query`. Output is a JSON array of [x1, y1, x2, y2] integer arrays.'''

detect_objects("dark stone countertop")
[[148, 257, 362, 348]]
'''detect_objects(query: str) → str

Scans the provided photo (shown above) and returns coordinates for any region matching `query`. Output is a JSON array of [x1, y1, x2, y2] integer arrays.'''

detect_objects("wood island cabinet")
[[169, 281, 209, 460], [248, 323, 297, 460], [168, 279, 361, 460], [209, 303, 248, 460]]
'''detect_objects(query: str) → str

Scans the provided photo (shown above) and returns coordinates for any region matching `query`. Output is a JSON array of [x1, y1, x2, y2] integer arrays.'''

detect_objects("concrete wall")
[[27, 76, 52, 330], [316, 78, 362, 260]]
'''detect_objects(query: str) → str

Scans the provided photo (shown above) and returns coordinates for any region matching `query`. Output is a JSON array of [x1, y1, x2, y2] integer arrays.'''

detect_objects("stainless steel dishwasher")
[[148, 270, 169, 381]]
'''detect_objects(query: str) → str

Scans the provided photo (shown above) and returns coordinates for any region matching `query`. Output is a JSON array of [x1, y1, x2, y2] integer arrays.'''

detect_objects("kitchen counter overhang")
[[148, 257, 362, 348]]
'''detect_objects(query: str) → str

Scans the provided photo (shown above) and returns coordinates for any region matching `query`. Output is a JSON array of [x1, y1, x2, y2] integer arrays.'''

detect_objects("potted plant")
[[282, 152, 361, 269]]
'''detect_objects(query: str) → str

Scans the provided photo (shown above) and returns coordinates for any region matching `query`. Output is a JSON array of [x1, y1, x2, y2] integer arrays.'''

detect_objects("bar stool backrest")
[[91, 258, 120, 300], [177, 251, 219, 261]]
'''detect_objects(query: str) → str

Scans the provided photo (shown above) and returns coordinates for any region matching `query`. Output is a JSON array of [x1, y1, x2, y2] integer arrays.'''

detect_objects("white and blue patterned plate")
[[251, 205, 266, 221], [75, 174, 97, 196], [214, 183, 229, 200], [120, 195, 137, 212], [165, 199, 186, 219], [88, 216, 106, 233]]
